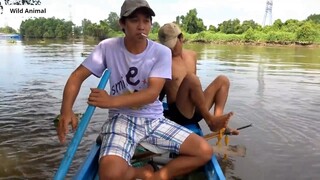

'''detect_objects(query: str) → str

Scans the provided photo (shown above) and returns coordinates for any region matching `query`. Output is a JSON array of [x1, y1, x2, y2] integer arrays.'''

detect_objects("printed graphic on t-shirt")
[[110, 66, 148, 110]]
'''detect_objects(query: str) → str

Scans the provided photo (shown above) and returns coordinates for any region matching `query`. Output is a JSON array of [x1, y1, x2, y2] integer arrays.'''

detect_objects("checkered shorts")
[[99, 113, 192, 163]]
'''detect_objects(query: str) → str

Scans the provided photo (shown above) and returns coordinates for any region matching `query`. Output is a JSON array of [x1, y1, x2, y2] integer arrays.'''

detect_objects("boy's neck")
[[124, 37, 148, 54], [172, 48, 183, 58]]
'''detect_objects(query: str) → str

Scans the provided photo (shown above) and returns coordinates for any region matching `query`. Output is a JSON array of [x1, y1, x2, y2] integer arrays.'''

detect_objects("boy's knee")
[[184, 73, 201, 86], [193, 139, 213, 164], [200, 142, 214, 162], [217, 75, 230, 86], [99, 156, 129, 180], [99, 168, 124, 180]]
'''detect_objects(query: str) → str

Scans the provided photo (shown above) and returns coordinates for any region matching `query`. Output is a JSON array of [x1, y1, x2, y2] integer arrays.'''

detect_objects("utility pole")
[[69, 4, 74, 39], [262, 0, 273, 26]]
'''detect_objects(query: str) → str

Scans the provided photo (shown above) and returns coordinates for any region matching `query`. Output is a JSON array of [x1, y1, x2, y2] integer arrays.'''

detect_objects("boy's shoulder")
[[183, 49, 197, 59], [99, 37, 123, 47], [149, 40, 171, 53]]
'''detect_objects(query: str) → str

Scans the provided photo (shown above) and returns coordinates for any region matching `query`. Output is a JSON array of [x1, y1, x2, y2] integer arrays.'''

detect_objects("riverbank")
[[9, 35, 320, 48], [147, 32, 320, 48], [190, 40, 320, 48]]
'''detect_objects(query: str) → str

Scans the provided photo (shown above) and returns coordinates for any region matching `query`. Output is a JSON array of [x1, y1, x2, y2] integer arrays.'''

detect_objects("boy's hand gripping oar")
[[54, 70, 111, 180]]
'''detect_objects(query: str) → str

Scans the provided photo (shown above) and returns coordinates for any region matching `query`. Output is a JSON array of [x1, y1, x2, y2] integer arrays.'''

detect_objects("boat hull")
[[74, 123, 225, 180]]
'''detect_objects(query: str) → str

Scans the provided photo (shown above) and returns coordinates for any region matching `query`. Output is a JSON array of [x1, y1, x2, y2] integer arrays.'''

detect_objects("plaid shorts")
[[99, 113, 192, 163]]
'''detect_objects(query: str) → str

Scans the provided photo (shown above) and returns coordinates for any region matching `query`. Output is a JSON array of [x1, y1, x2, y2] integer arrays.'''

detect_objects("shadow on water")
[[0, 40, 319, 179]]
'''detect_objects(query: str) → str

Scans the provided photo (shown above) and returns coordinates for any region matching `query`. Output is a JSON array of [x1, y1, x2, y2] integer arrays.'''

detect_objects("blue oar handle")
[[54, 70, 111, 180]]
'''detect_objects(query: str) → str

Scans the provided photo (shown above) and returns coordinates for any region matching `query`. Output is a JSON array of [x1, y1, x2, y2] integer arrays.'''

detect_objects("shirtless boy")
[[158, 23, 239, 134]]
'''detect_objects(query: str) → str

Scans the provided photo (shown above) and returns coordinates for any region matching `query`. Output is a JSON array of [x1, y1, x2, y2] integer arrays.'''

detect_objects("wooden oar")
[[54, 70, 111, 180], [203, 123, 253, 140], [132, 124, 252, 161]]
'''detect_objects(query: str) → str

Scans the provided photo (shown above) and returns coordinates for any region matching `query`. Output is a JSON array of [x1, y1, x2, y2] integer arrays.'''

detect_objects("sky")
[[0, 0, 319, 30]]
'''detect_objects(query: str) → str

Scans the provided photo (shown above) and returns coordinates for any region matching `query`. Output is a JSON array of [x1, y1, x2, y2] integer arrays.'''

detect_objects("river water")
[[0, 39, 319, 180]]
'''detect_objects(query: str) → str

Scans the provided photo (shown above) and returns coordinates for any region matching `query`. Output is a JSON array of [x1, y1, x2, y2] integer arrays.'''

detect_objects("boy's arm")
[[88, 77, 165, 109], [158, 85, 167, 102], [58, 65, 92, 143]]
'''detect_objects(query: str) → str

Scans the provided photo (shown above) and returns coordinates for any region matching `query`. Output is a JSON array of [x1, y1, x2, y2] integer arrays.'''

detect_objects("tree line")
[[0, 26, 17, 34], [18, 17, 79, 39], [1, 10, 319, 44], [173, 10, 320, 45]]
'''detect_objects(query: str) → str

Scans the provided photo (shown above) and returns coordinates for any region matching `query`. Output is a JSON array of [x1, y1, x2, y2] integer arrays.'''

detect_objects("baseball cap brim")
[[122, 6, 155, 17], [162, 38, 178, 50]]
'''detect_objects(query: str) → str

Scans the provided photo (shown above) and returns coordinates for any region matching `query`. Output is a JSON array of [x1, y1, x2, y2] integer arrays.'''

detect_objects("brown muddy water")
[[0, 39, 319, 180]]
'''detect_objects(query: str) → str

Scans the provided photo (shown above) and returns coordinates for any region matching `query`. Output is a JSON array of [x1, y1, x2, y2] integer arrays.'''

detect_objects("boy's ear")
[[119, 20, 124, 28]]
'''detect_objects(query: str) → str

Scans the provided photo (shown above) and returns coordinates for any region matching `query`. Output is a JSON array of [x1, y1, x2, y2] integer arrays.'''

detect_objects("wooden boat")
[[73, 123, 225, 180]]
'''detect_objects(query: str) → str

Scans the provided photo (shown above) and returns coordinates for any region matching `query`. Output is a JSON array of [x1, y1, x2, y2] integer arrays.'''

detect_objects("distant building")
[[0, 33, 21, 40]]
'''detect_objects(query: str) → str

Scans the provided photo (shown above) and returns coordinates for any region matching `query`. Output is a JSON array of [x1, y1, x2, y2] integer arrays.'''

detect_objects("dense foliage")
[[1, 11, 319, 45], [0, 26, 17, 34], [173, 12, 320, 45], [19, 17, 79, 39], [175, 9, 206, 33], [307, 14, 320, 24]]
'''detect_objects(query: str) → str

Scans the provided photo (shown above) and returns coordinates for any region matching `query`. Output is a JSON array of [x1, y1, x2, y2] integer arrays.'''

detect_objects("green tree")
[[241, 20, 260, 33], [107, 12, 121, 32], [20, 17, 74, 39], [307, 14, 320, 24], [82, 19, 93, 36], [218, 19, 241, 34], [73, 26, 82, 38], [180, 9, 206, 33], [272, 19, 283, 30], [282, 19, 300, 33], [43, 19, 56, 38], [208, 25, 217, 32], [244, 27, 256, 42], [175, 16, 181, 25], [296, 22, 318, 43], [151, 22, 160, 33], [85, 20, 110, 40], [0, 26, 17, 34]]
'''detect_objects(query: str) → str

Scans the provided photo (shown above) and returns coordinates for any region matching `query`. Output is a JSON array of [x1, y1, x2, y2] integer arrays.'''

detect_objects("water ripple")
[[1, 42, 320, 179]]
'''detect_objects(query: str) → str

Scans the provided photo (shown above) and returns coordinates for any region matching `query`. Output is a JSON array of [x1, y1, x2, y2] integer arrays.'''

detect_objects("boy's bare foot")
[[207, 112, 233, 132], [140, 164, 154, 179], [142, 161, 160, 180]]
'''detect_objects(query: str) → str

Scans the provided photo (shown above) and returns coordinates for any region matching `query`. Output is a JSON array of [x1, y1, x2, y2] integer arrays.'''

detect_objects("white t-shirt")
[[82, 37, 172, 118]]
